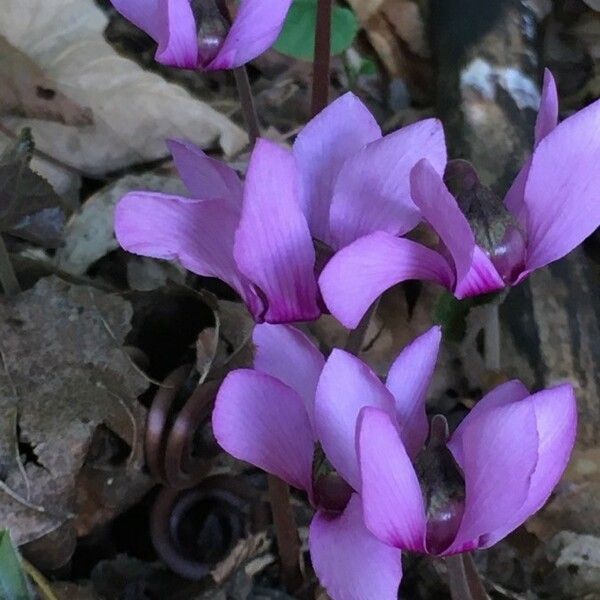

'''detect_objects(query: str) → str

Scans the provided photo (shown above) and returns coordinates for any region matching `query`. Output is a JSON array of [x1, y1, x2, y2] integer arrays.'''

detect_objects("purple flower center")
[[312, 443, 354, 513]]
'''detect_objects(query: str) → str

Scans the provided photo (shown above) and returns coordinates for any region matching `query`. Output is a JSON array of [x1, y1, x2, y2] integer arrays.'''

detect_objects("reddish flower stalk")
[[311, 0, 332, 117]]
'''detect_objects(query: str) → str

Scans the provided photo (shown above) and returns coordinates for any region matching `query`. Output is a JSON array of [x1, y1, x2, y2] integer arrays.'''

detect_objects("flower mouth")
[[312, 442, 354, 513], [191, 0, 228, 65]]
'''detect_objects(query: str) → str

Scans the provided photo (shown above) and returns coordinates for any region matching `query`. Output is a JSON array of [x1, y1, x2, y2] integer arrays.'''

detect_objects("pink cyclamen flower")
[[110, 0, 293, 70], [320, 69, 600, 328], [213, 325, 444, 600], [114, 93, 446, 323]]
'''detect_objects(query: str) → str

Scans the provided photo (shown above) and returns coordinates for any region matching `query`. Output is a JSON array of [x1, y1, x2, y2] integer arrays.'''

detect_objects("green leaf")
[[274, 0, 359, 60], [0, 530, 32, 600]]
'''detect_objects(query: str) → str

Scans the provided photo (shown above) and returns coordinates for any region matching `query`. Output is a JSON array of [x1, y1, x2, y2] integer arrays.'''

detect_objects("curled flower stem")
[[311, 0, 332, 117], [446, 553, 490, 600], [267, 474, 303, 591], [0, 234, 20, 296]]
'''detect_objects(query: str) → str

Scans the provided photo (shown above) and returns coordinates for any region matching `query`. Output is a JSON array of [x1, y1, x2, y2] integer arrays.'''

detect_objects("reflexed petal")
[[535, 69, 559, 146], [524, 97, 600, 272], [234, 139, 320, 323], [310, 495, 403, 600], [110, 0, 161, 38], [208, 0, 293, 70], [454, 246, 505, 299], [213, 369, 314, 492], [481, 384, 577, 548], [446, 400, 539, 554], [253, 324, 324, 428], [293, 93, 381, 244], [330, 119, 447, 249], [410, 159, 474, 284], [386, 326, 442, 458], [314, 350, 396, 490], [319, 231, 454, 329], [114, 192, 262, 315], [167, 139, 242, 202], [358, 407, 427, 552]]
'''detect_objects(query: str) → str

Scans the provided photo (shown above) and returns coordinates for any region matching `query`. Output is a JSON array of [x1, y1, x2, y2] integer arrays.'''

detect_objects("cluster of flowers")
[[110, 2, 596, 598]]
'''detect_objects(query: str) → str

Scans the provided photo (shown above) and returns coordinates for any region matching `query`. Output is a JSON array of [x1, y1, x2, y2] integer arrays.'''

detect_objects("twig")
[[0, 234, 20, 296], [446, 553, 490, 600], [344, 300, 378, 356], [267, 474, 303, 591], [23, 559, 60, 600], [311, 0, 332, 116]]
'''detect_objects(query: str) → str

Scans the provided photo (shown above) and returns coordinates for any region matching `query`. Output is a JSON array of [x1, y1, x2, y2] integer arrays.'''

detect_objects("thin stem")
[[23, 559, 60, 600], [484, 303, 500, 372], [267, 474, 303, 591], [311, 0, 332, 116], [0, 234, 20, 296], [446, 554, 489, 600], [345, 300, 378, 356]]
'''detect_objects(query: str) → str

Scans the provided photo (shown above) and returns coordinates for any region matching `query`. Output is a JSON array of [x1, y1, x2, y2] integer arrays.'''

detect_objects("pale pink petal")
[[524, 96, 600, 272], [330, 119, 447, 249], [213, 369, 314, 492], [234, 139, 320, 323], [446, 400, 539, 554], [319, 231, 454, 329], [535, 69, 559, 146], [310, 495, 403, 600], [357, 407, 427, 552], [167, 139, 242, 202], [314, 350, 396, 490], [386, 327, 442, 459], [410, 159, 474, 284], [293, 93, 381, 244], [253, 324, 324, 429], [207, 0, 293, 70], [454, 246, 505, 299]]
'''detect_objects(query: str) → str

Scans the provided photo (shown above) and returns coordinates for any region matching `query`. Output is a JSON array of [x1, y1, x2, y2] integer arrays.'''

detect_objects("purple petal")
[[319, 231, 454, 329], [454, 246, 505, 299], [167, 139, 242, 202], [535, 69, 559, 146], [524, 97, 600, 272], [410, 159, 474, 285], [504, 159, 530, 226], [115, 192, 262, 316], [314, 350, 396, 490], [446, 399, 539, 554], [309, 495, 403, 600], [110, 0, 162, 39], [386, 327, 442, 459], [213, 369, 314, 492], [481, 384, 577, 548], [330, 119, 447, 249], [357, 407, 427, 552], [234, 139, 320, 324], [293, 93, 381, 244], [253, 324, 324, 429], [207, 0, 293, 70]]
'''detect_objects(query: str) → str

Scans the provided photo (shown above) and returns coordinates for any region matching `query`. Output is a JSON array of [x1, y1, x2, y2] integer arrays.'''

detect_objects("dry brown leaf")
[[210, 532, 271, 586], [0, 0, 246, 176], [0, 277, 149, 550]]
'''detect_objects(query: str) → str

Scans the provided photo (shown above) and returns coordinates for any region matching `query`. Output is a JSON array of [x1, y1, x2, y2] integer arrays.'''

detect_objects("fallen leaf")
[[211, 532, 271, 586], [0, 277, 149, 552], [0, 34, 92, 125], [583, 0, 600, 11], [0, 0, 246, 176]]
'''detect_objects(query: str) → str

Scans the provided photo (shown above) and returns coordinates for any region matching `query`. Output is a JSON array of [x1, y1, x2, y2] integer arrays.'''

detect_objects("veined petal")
[[481, 384, 577, 548], [207, 0, 293, 70], [454, 246, 505, 299], [314, 350, 396, 490], [293, 93, 381, 244], [524, 96, 600, 272], [114, 192, 261, 314], [253, 324, 324, 429], [319, 231, 454, 329], [213, 369, 314, 492], [167, 139, 242, 202], [386, 327, 442, 459], [330, 119, 447, 249], [410, 159, 474, 284], [234, 139, 320, 324], [310, 495, 403, 600], [358, 407, 427, 553], [535, 69, 559, 146], [446, 399, 539, 554]]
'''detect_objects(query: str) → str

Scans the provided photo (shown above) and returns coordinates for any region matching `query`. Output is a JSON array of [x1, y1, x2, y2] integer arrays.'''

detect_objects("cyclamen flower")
[[115, 93, 446, 323], [110, 0, 292, 70], [213, 324, 576, 600], [320, 69, 600, 328]]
